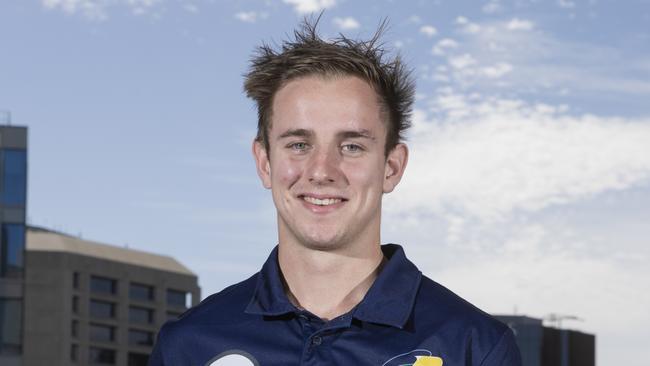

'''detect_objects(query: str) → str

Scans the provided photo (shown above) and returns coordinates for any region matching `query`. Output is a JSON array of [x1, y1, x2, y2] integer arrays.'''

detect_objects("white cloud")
[[456, 16, 481, 34], [506, 18, 534, 31], [282, 0, 336, 14], [558, 0, 576, 8], [456, 16, 469, 25], [419, 25, 438, 37], [435, 19, 650, 97], [41, 0, 162, 20], [480, 62, 513, 78], [431, 38, 459, 56], [125, 0, 160, 15], [407, 15, 421, 24], [42, 0, 109, 20], [448, 53, 477, 69], [387, 95, 650, 222], [463, 23, 481, 34], [235, 11, 267, 23], [482, 0, 503, 14], [332, 16, 360, 30]]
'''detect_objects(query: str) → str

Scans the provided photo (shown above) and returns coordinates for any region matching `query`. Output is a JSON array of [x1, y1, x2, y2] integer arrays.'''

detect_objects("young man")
[[149, 21, 521, 366]]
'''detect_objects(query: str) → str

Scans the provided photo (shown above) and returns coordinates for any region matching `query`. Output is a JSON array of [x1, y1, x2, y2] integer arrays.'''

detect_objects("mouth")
[[299, 194, 347, 207]]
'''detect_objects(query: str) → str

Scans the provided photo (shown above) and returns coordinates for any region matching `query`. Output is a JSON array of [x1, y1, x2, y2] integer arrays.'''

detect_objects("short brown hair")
[[243, 17, 415, 156]]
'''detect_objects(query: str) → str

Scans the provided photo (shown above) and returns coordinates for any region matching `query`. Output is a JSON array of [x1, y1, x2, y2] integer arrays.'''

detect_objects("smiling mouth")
[[301, 196, 345, 206]]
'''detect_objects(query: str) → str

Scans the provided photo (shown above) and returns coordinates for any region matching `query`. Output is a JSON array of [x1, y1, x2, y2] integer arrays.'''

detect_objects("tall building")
[[23, 227, 200, 366], [0, 124, 28, 366], [495, 315, 596, 366]]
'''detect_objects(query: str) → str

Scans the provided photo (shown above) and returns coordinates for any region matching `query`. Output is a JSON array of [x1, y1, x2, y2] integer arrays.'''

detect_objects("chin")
[[298, 232, 348, 252]]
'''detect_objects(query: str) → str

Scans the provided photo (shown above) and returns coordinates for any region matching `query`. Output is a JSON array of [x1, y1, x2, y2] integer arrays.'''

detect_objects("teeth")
[[303, 196, 342, 206]]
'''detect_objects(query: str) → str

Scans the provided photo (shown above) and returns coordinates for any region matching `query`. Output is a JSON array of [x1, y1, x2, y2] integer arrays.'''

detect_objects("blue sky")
[[1, 0, 649, 364]]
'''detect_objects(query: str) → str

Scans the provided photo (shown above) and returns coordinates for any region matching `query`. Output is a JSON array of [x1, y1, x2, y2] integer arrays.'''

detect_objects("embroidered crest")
[[382, 349, 443, 366]]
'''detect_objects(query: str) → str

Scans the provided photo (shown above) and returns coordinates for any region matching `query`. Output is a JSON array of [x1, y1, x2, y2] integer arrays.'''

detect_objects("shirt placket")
[[297, 311, 352, 365]]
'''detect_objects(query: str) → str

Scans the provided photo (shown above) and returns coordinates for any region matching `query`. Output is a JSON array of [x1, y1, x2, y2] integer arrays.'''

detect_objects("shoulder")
[[416, 275, 507, 332], [414, 275, 520, 364], [149, 274, 261, 365], [160, 273, 259, 336]]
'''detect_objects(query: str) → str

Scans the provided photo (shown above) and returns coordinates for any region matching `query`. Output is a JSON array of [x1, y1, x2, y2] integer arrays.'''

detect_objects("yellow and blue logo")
[[382, 349, 443, 366]]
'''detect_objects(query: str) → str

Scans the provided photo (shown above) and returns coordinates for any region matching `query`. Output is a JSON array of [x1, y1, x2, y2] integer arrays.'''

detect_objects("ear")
[[383, 143, 408, 193], [252, 140, 272, 189]]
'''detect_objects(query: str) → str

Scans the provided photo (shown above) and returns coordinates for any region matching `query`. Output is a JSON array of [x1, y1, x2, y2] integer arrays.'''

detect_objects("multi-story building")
[[495, 315, 596, 366], [23, 226, 200, 366], [0, 124, 28, 366], [0, 121, 200, 365]]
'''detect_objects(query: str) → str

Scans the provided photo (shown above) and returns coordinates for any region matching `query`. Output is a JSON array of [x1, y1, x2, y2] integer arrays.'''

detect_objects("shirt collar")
[[245, 245, 296, 316], [244, 244, 422, 329], [352, 244, 422, 328]]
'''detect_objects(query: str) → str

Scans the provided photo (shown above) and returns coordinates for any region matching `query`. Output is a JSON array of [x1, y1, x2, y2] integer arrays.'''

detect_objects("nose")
[[306, 147, 342, 185]]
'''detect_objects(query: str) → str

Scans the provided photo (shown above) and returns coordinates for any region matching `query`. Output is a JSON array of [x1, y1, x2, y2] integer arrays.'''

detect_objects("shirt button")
[[311, 336, 322, 345]]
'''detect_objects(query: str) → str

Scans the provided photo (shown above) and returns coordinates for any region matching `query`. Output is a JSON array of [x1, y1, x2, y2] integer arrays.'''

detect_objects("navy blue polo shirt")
[[149, 244, 521, 366]]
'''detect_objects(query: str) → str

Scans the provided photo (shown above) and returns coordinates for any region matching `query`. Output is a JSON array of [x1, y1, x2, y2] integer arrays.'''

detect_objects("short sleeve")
[[480, 329, 522, 366]]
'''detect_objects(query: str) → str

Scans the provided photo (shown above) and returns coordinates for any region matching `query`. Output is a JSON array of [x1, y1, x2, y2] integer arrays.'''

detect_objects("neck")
[[278, 240, 385, 321]]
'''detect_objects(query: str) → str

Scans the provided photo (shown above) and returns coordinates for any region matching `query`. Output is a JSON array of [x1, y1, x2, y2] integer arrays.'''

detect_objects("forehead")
[[269, 75, 387, 137]]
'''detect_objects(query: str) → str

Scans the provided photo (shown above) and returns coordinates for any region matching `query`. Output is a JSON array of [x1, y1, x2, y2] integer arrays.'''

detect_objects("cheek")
[[344, 160, 385, 190], [273, 159, 302, 186]]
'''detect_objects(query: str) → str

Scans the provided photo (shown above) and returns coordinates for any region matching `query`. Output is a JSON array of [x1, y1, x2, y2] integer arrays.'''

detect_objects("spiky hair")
[[243, 17, 415, 156]]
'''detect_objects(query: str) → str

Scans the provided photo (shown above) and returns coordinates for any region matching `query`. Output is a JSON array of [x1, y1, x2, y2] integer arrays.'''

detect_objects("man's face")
[[253, 75, 408, 251]]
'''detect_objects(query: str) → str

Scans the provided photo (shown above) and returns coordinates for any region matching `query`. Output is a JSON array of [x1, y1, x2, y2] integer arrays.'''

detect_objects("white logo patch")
[[206, 350, 259, 366]]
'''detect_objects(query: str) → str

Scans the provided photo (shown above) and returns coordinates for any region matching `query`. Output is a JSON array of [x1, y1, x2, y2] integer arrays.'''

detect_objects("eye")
[[287, 142, 309, 151], [342, 144, 364, 153]]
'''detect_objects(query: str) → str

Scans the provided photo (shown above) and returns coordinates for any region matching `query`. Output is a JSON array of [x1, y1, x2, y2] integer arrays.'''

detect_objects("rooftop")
[[26, 226, 195, 276]]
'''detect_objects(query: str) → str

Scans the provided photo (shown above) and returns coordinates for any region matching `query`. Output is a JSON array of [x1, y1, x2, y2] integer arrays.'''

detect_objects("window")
[[128, 329, 154, 346], [129, 283, 154, 302], [72, 296, 79, 314], [129, 306, 153, 324], [89, 323, 115, 342], [71, 344, 78, 362], [90, 300, 115, 319], [89, 347, 116, 364], [71, 320, 79, 338], [0, 223, 25, 278], [73, 272, 80, 289], [0, 298, 22, 355], [0, 149, 27, 206], [128, 352, 149, 366], [166, 289, 188, 308], [90, 276, 117, 295]]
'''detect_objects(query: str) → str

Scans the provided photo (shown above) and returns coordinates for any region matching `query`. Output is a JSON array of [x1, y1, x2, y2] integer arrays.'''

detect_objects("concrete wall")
[[23, 250, 199, 366]]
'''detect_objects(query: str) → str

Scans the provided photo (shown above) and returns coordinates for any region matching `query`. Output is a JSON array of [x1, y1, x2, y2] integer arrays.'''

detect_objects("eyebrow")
[[277, 128, 313, 140], [276, 128, 376, 141], [337, 129, 376, 141]]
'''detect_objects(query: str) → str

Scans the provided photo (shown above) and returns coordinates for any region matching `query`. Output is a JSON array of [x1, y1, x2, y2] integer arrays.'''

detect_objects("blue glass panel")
[[1, 149, 27, 206], [1, 224, 25, 278], [0, 298, 22, 354]]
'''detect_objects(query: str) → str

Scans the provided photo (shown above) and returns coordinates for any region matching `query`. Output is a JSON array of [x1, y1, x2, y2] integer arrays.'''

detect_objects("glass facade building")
[[0, 125, 27, 366], [495, 315, 596, 366]]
